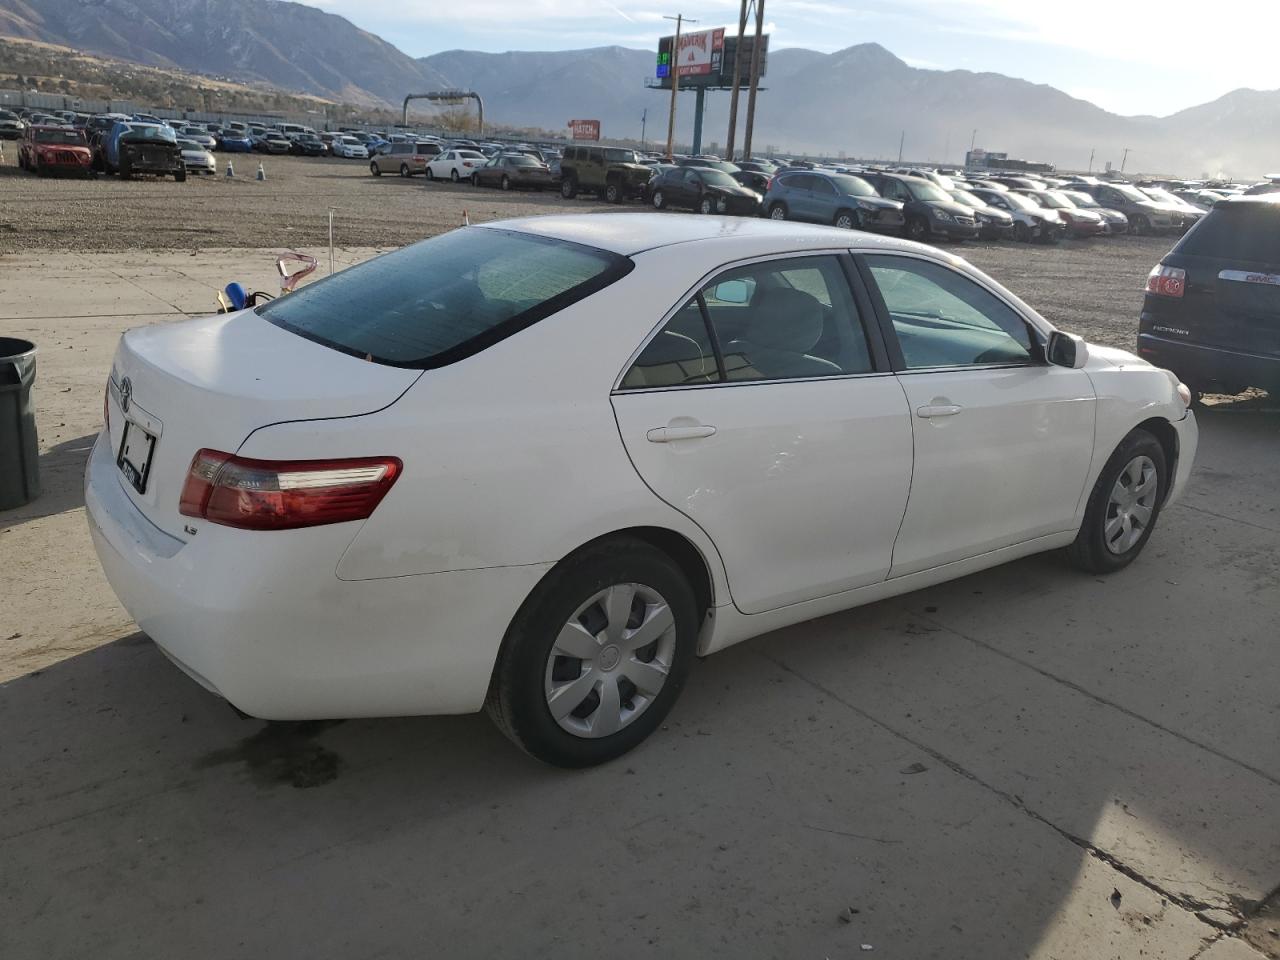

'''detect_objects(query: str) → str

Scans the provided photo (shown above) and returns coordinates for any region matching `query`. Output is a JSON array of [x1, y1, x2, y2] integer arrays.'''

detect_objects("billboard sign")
[[568, 119, 601, 141], [675, 27, 724, 77]]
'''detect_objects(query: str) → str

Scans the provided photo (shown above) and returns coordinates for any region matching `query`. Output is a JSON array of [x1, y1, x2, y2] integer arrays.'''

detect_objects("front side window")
[[865, 255, 1036, 369], [620, 256, 874, 389], [259, 228, 631, 368]]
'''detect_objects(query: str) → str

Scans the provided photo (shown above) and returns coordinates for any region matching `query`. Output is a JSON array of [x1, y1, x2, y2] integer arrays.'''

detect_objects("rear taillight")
[[1146, 264, 1186, 298], [179, 449, 401, 531]]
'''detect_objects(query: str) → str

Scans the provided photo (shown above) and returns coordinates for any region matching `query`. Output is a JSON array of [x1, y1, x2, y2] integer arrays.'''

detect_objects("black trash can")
[[0, 337, 40, 510]]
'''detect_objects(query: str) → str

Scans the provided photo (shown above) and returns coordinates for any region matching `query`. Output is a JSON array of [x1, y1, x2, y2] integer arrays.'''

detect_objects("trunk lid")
[[105, 309, 421, 538]]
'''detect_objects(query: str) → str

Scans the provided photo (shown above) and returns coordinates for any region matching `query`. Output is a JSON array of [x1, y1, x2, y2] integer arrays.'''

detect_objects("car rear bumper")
[[1137, 331, 1280, 392], [84, 431, 550, 720]]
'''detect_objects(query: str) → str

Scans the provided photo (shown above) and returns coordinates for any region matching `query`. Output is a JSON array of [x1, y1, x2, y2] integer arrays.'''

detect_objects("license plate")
[[117, 421, 157, 494]]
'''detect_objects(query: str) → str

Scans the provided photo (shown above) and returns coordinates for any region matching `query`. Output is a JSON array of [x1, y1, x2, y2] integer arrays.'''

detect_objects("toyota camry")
[[86, 215, 1197, 767]]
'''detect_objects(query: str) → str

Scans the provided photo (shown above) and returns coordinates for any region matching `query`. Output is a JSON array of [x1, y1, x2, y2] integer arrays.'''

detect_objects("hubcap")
[[837, 214, 854, 229], [543, 583, 677, 739], [770, 206, 785, 219], [653, 192, 663, 208], [1104, 455, 1158, 554]]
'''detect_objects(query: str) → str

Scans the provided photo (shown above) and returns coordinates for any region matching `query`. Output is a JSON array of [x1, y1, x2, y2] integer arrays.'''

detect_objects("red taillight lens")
[[1145, 263, 1186, 298], [179, 449, 401, 531]]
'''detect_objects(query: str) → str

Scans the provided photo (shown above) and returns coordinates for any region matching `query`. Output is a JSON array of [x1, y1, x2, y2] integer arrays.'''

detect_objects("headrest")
[[742, 288, 825, 353]]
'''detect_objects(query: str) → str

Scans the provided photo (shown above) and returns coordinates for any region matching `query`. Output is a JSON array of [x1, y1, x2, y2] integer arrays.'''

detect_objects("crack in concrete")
[[760, 649, 1240, 930]]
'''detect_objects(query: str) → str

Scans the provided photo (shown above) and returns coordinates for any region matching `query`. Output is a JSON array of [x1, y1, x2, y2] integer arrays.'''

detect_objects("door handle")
[[916, 403, 963, 419], [647, 424, 717, 443]]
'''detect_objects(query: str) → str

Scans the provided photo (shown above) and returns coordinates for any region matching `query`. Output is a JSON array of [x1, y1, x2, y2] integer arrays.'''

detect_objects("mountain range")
[[3, 0, 1277, 176]]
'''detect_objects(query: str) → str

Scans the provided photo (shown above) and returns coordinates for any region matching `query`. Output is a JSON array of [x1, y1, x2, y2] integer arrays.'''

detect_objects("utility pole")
[[741, 0, 765, 159], [970, 128, 978, 151], [664, 14, 694, 160], [724, 0, 751, 160], [898, 130, 904, 163], [641, 108, 647, 150], [1121, 147, 1130, 173], [1088, 147, 1094, 173]]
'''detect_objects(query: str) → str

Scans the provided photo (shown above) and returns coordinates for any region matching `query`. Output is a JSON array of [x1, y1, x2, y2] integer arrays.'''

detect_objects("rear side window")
[[259, 229, 632, 368], [1176, 205, 1280, 265]]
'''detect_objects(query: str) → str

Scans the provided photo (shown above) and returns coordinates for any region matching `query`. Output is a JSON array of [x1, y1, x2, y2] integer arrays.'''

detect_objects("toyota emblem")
[[119, 376, 132, 413]]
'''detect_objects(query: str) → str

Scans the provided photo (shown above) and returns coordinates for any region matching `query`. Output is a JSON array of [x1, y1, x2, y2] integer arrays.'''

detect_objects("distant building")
[[965, 148, 1055, 174]]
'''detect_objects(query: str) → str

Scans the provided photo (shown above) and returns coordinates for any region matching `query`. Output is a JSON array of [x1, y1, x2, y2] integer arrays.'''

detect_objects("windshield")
[[1142, 187, 1180, 204], [34, 128, 86, 145], [1062, 191, 1099, 208], [688, 159, 737, 174], [123, 124, 176, 142], [999, 192, 1040, 212], [906, 181, 949, 202], [258, 228, 630, 368], [1032, 192, 1070, 209], [698, 169, 739, 187], [341, 137, 360, 145], [1111, 184, 1150, 202], [177, 140, 202, 151], [604, 149, 641, 164], [830, 174, 876, 197], [949, 189, 984, 208]]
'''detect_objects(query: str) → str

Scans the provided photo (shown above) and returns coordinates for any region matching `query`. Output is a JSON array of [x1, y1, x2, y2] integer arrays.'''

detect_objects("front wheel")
[[174, 167, 186, 183], [652, 190, 666, 210], [561, 176, 578, 199], [767, 202, 787, 220], [905, 217, 929, 242], [834, 209, 860, 230], [450, 168, 460, 182], [1013, 221, 1031, 243], [501, 175, 511, 191], [399, 163, 411, 177], [472, 173, 481, 187], [1131, 214, 1151, 236], [1067, 429, 1167, 574], [369, 161, 380, 176], [485, 537, 699, 767], [605, 181, 622, 203], [699, 196, 716, 215]]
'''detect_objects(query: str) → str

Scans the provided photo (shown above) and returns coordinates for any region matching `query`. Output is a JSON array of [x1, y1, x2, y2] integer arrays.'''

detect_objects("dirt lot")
[[1, 152, 1277, 960]]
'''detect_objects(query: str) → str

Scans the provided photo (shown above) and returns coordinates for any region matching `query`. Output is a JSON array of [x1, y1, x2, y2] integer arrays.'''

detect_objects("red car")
[[18, 125, 93, 177]]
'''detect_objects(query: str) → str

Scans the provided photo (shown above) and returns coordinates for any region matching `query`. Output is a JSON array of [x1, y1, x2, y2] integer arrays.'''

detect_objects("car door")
[[611, 253, 913, 614], [783, 174, 816, 221], [859, 252, 1096, 577], [809, 176, 840, 224]]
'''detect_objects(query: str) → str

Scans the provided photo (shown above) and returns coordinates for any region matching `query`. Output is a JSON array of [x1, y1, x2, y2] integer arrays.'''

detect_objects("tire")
[[399, 163, 411, 177], [501, 175, 511, 191], [370, 161, 381, 176], [767, 202, 787, 220], [699, 196, 716, 215], [834, 208, 860, 230], [605, 180, 622, 204], [450, 169, 460, 182], [906, 217, 929, 242], [425, 167, 435, 181], [485, 537, 699, 767], [174, 167, 186, 183], [1067, 428, 1168, 574], [561, 176, 578, 199], [472, 173, 481, 187], [119, 158, 131, 180], [652, 190, 666, 210], [1013, 220, 1031, 243], [1131, 214, 1151, 236]]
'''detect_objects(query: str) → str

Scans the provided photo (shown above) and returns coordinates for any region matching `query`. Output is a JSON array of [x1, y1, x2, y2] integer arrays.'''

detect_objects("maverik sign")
[[568, 119, 601, 141], [676, 27, 724, 77]]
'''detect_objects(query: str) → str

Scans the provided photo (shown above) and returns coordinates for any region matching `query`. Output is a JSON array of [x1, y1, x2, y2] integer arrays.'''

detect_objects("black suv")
[[1138, 195, 1280, 398]]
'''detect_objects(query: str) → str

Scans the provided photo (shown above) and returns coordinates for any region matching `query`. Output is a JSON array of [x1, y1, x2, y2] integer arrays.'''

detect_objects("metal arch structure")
[[402, 91, 484, 135]]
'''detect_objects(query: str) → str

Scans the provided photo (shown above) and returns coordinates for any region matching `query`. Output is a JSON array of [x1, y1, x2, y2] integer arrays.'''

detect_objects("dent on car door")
[[610, 253, 914, 614], [859, 253, 1096, 576]]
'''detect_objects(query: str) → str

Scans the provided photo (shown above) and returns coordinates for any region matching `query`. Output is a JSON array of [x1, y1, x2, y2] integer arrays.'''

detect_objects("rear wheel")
[[486, 537, 698, 767], [561, 176, 578, 199], [472, 173, 481, 187], [174, 166, 186, 183], [119, 158, 131, 180], [605, 180, 622, 203], [768, 202, 787, 220], [1131, 214, 1151, 236], [699, 196, 715, 215], [369, 161, 380, 176], [450, 168, 460, 182], [1068, 429, 1167, 574], [1013, 220, 1031, 243], [399, 163, 411, 177], [501, 175, 511, 191], [906, 216, 929, 241], [834, 208, 860, 230], [652, 190, 666, 210]]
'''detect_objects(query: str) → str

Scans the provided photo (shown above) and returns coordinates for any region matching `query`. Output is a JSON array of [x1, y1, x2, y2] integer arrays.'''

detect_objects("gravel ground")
[[0, 149, 1176, 351]]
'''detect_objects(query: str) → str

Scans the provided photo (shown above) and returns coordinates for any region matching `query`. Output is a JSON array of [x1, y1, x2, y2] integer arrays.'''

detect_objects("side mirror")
[[1047, 330, 1088, 369], [217, 282, 247, 313]]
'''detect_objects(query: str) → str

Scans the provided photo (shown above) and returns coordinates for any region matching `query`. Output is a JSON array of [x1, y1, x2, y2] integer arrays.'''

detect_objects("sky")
[[305, 0, 1275, 117]]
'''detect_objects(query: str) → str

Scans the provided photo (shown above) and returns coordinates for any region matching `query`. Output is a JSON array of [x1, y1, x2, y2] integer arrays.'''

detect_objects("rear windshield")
[[258, 228, 632, 368], [1175, 204, 1280, 265]]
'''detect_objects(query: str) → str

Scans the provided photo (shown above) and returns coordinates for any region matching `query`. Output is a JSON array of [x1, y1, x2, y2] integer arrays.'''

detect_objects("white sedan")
[[86, 215, 1197, 767], [426, 148, 488, 182], [331, 136, 368, 159]]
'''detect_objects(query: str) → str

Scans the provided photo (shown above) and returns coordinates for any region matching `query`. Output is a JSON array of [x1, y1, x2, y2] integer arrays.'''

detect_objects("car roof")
[[482, 213, 950, 258]]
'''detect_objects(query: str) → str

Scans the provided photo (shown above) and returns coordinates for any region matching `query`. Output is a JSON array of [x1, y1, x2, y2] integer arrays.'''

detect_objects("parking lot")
[[1, 154, 1277, 960]]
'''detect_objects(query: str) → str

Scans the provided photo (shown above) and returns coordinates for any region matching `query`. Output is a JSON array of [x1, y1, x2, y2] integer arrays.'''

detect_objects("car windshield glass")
[[341, 137, 360, 145], [830, 174, 875, 197], [604, 149, 640, 163], [1111, 184, 1150, 202], [35, 129, 85, 144], [1033, 192, 1069, 209], [258, 228, 630, 368], [698, 169, 738, 187], [999, 192, 1039, 212], [1063, 191, 1099, 207], [177, 140, 200, 150], [949, 189, 983, 208], [123, 124, 176, 142], [906, 181, 949, 202], [1143, 187, 1179, 204]]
